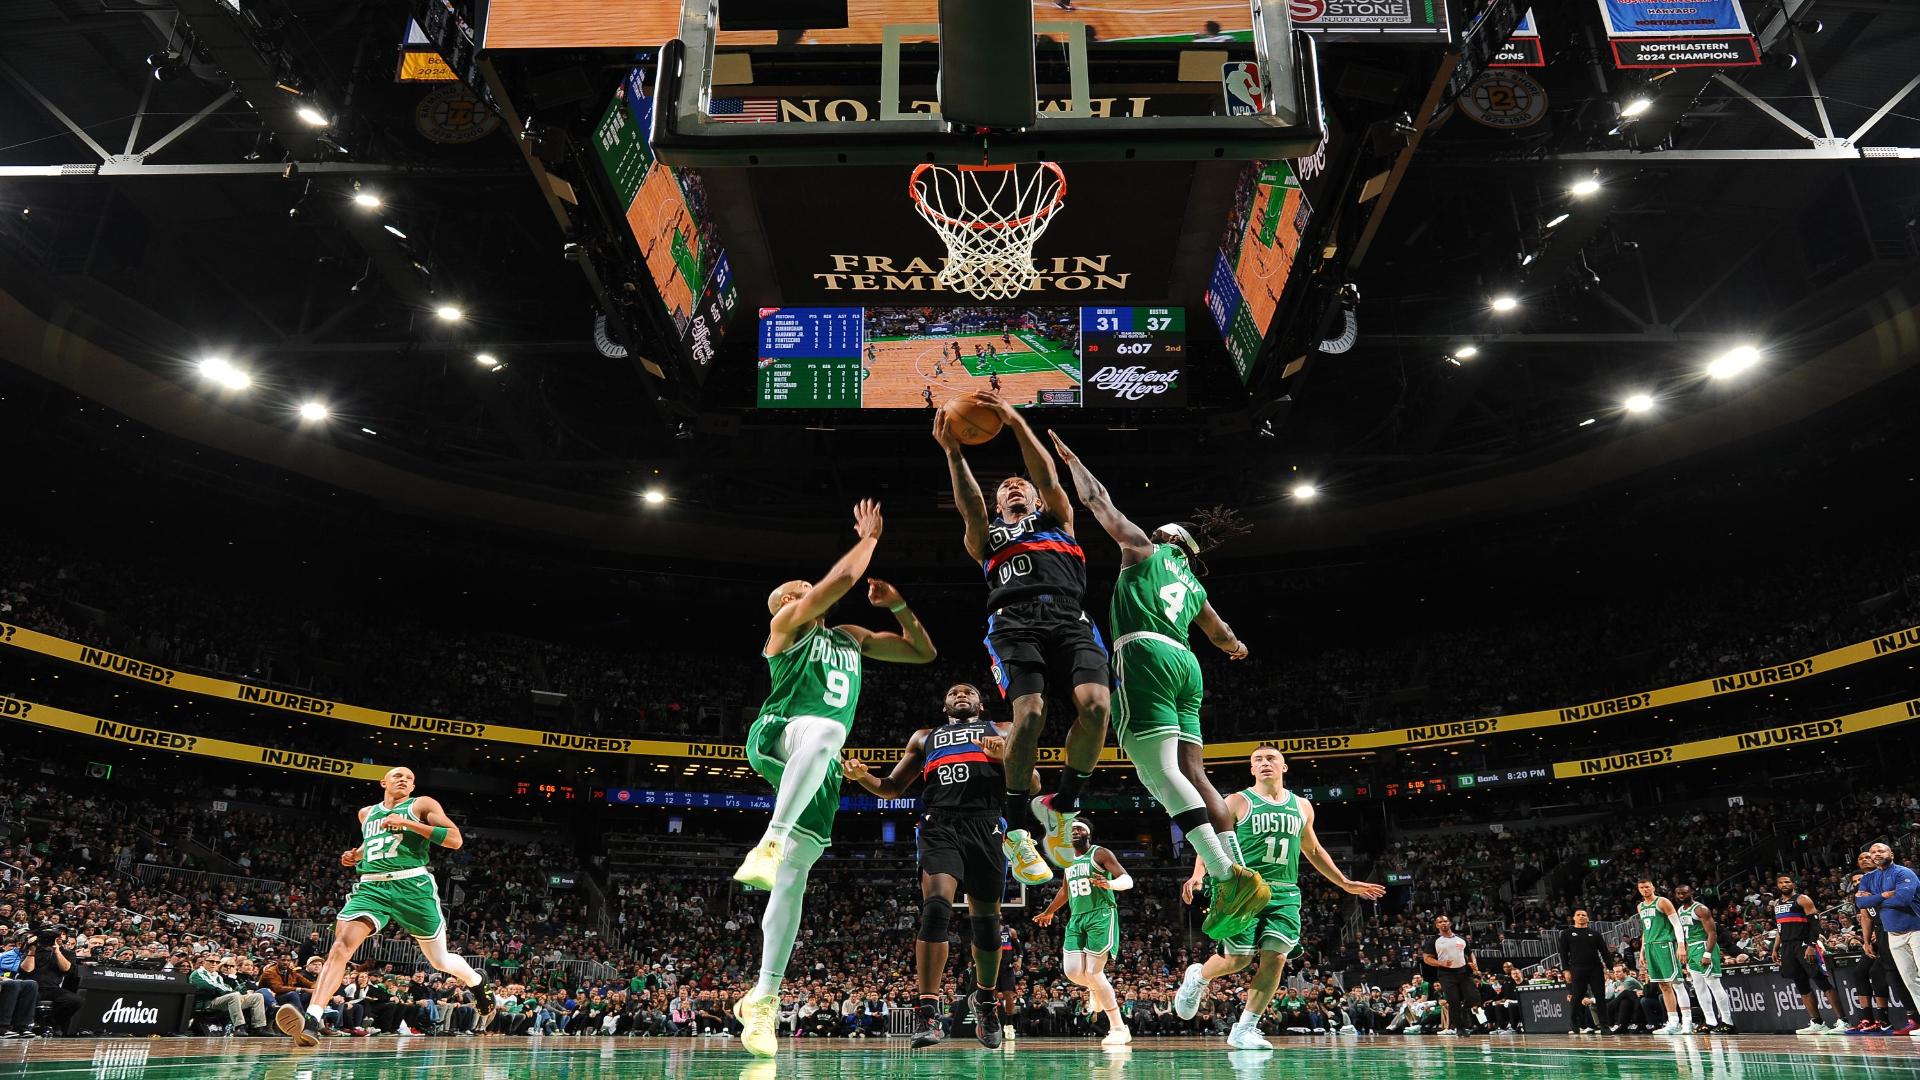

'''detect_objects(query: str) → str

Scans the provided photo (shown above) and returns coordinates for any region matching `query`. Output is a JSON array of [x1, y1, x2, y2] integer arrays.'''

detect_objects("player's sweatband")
[[888, 601, 909, 612], [430, 826, 450, 846], [1108, 874, 1135, 892]]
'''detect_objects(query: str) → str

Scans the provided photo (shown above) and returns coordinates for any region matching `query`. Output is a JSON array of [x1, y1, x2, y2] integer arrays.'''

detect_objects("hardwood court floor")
[[861, 332, 1078, 408], [10, 1033, 1920, 1079]]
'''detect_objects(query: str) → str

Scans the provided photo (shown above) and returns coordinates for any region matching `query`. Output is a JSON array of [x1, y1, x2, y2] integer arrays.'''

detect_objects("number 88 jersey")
[[920, 719, 1004, 814], [1110, 543, 1205, 640]]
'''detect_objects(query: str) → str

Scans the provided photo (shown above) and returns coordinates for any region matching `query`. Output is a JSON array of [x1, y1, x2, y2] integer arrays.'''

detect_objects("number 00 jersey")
[[1111, 543, 1205, 640], [981, 509, 1087, 612], [760, 623, 863, 730], [920, 718, 1004, 816]]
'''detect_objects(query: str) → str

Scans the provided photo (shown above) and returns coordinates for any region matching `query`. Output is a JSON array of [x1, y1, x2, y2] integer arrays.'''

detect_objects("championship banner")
[[1551, 696, 1920, 779], [1595, 0, 1761, 69], [4, 621, 1917, 762], [0, 695, 392, 781], [1489, 8, 1544, 67]]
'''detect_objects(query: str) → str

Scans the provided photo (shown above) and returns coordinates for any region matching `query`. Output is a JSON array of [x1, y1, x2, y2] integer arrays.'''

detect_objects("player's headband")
[[1158, 523, 1210, 575], [1070, 820, 1092, 837]]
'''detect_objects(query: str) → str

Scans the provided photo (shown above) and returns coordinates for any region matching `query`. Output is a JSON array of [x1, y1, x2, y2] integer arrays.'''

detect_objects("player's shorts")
[[918, 813, 1007, 903], [1112, 632, 1203, 746], [995, 956, 1019, 993], [746, 713, 843, 848], [983, 595, 1109, 701], [337, 870, 445, 938], [1778, 940, 1831, 995], [1642, 939, 1681, 983], [1222, 885, 1301, 958], [1063, 908, 1120, 956], [1686, 942, 1723, 977]]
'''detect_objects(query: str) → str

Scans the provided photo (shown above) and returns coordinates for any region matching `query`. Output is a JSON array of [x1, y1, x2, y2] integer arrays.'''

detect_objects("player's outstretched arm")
[[933, 412, 990, 560], [774, 500, 884, 636], [1193, 602, 1248, 660], [974, 390, 1073, 532], [1032, 884, 1069, 926], [838, 579, 936, 664], [1301, 800, 1382, 899], [842, 730, 927, 799], [380, 795, 462, 851], [1045, 431, 1152, 563]]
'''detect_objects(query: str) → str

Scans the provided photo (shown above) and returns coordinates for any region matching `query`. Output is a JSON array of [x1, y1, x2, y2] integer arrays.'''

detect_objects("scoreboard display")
[[755, 305, 1186, 409], [1081, 307, 1186, 406]]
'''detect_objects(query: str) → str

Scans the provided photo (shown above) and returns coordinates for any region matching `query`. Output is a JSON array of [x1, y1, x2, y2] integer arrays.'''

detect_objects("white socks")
[[752, 833, 822, 999], [1238, 1008, 1259, 1027], [1187, 822, 1234, 881], [763, 716, 846, 843]]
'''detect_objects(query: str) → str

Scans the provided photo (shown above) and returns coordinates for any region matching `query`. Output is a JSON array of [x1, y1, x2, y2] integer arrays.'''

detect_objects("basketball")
[[942, 397, 1004, 445]]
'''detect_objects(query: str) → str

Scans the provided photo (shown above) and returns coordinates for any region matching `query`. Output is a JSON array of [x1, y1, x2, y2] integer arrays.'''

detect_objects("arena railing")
[[132, 862, 289, 897]]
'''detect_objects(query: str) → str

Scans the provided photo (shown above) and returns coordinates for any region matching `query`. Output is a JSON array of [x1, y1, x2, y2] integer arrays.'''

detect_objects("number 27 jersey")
[[761, 623, 863, 731], [1111, 543, 1204, 639]]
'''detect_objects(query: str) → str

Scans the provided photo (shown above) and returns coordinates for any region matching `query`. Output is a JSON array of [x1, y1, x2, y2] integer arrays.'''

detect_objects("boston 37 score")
[[1081, 306, 1186, 406]]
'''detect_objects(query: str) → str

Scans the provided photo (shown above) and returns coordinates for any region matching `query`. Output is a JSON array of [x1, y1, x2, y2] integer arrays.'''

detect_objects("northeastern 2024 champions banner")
[[1596, 0, 1760, 68]]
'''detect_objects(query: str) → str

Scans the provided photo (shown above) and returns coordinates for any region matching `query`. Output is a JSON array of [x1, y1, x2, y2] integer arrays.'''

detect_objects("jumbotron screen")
[[755, 306, 1185, 409]]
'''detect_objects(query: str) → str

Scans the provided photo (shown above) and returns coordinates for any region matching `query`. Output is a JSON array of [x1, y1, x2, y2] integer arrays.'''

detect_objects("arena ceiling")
[[0, 0, 1916, 557]]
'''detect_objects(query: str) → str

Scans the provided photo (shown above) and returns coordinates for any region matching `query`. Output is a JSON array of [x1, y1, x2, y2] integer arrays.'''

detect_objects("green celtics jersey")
[[1236, 788, 1305, 888], [1678, 903, 1710, 948], [358, 797, 432, 874], [1064, 846, 1117, 916], [1111, 544, 1205, 640], [761, 623, 862, 726], [1639, 898, 1676, 944]]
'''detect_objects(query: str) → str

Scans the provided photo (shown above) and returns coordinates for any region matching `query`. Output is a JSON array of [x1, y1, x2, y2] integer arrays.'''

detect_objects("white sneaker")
[[1822, 1020, 1849, 1035], [1174, 964, 1208, 1021], [1227, 1023, 1272, 1051], [1405, 1025, 1423, 1035], [1030, 794, 1080, 867], [733, 837, 785, 891], [1437, 1028, 1458, 1036], [1795, 1022, 1826, 1036], [1102, 1024, 1132, 1046], [733, 994, 778, 1058], [1679, 1022, 1696, 1034], [1655, 1020, 1680, 1035], [1340, 1024, 1358, 1035], [1002, 829, 1054, 885]]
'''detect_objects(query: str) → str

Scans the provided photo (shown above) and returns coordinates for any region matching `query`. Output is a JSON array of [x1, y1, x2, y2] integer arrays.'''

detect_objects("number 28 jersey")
[[920, 718, 1003, 815], [1111, 543, 1204, 640], [761, 623, 862, 730]]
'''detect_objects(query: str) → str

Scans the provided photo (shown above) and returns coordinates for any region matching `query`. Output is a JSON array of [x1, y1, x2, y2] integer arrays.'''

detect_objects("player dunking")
[[1635, 879, 1695, 1034], [1032, 820, 1134, 1046], [731, 500, 938, 1057], [843, 682, 1032, 1049], [1174, 747, 1382, 1051], [280, 767, 492, 1046], [1047, 433, 1269, 936], [933, 391, 1111, 886]]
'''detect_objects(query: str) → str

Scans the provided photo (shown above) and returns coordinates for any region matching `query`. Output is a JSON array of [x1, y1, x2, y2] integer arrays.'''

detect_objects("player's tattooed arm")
[[1193, 602, 1248, 660], [843, 730, 926, 798], [1045, 431, 1153, 563], [934, 412, 990, 560], [974, 390, 1073, 533], [839, 579, 937, 664]]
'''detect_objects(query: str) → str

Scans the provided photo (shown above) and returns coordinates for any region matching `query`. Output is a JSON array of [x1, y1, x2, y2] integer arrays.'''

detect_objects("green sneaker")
[[1201, 865, 1270, 940]]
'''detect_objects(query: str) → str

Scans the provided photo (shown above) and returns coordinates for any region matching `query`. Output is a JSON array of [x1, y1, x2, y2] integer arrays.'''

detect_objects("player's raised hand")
[[1032, 909, 1055, 927], [971, 389, 1015, 419], [841, 755, 871, 782], [1225, 641, 1250, 661], [853, 498, 883, 540], [340, 847, 362, 868], [931, 409, 961, 451], [1046, 429, 1080, 464], [1182, 875, 1205, 905], [978, 735, 1009, 760], [867, 578, 904, 609], [1342, 879, 1386, 900]]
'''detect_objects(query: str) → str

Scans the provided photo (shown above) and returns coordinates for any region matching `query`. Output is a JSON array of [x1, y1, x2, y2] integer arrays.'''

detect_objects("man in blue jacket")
[[1858, 841, 1920, 1036]]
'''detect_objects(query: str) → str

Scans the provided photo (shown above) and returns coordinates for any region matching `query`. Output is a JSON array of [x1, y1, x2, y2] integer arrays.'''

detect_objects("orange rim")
[[909, 162, 1067, 231]]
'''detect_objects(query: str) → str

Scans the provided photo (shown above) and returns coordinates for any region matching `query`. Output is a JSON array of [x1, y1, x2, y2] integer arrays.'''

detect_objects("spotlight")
[[1453, 344, 1479, 358], [298, 401, 330, 421], [1545, 213, 1571, 228], [1570, 178, 1601, 197], [1707, 344, 1761, 380], [1520, 251, 1538, 267], [196, 356, 250, 390], [1491, 295, 1519, 313], [351, 191, 382, 209], [1792, 17, 1824, 34], [475, 353, 500, 369], [434, 304, 464, 321], [1291, 482, 1318, 501], [295, 106, 330, 127], [642, 489, 667, 505], [1622, 392, 1654, 413], [382, 224, 408, 239], [1444, 356, 1462, 367], [1620, 97, 1652, 118], [146, 51, 185, 83], [1577, 417, 1597, 427], [1765, 52, 1799, 71]]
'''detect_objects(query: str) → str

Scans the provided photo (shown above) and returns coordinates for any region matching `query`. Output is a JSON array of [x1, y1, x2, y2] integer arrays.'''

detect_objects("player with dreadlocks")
[[1045, 431, 1268, 939]]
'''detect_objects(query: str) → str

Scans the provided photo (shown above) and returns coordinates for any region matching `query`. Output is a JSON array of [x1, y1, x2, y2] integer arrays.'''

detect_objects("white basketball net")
[[909, 162, 1067, 300]]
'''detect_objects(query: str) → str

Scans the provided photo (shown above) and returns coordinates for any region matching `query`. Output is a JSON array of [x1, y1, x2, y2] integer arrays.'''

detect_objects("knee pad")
[[917, 896, 954, 944], [971, 912, 1002, 952]]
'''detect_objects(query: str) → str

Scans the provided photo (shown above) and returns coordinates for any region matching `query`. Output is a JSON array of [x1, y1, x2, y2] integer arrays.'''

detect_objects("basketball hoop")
[[909, 162, 1066, 301]]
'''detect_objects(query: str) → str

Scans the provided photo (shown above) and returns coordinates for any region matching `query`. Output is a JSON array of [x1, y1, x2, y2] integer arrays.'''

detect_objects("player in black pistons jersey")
[[932, 390, 1112, 886], [1772, 872, 1851, 1034], [844, 683, 1038, 1049]]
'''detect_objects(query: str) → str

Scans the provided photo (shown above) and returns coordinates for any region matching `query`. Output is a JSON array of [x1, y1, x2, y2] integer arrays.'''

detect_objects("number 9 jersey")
[[759, 623, 863, 733]]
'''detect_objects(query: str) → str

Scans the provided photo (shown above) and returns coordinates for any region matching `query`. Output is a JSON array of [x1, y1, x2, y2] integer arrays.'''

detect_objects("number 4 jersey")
[[760, 623, 863, 732], [1111, 542, 1204, 640], [1110, 543, 1208, 745]]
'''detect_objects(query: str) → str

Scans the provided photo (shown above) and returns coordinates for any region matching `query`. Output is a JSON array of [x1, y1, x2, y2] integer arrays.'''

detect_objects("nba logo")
[[1222, 63, 1264, 116]]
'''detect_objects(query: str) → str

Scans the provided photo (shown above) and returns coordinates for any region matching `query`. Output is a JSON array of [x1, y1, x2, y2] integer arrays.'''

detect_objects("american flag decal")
[[708, 98, 779, 123]]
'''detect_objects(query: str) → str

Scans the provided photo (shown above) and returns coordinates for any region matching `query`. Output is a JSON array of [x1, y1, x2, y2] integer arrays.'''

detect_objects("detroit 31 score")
[[1080, 306, 1186, 407]]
